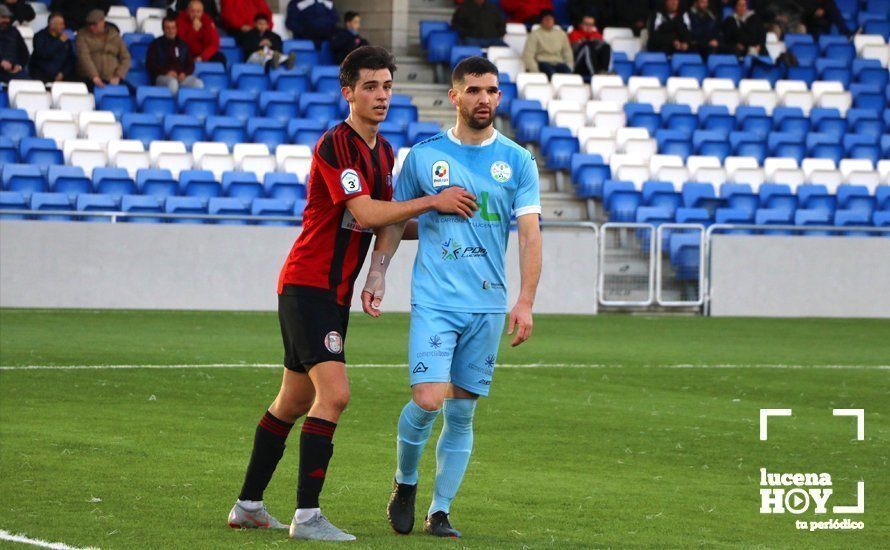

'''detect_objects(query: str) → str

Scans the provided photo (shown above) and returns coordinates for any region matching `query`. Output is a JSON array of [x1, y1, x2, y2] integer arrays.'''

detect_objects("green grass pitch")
[[1, 309, 888, 549]]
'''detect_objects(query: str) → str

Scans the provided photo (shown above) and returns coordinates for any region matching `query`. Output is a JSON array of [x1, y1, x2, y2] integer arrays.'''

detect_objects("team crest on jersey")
[[324, 331, 343, 354], [386, 173, 393, 189], [432, 160, 450, 187], [490, 161, 512, 183], [340, 169, 362, 194]]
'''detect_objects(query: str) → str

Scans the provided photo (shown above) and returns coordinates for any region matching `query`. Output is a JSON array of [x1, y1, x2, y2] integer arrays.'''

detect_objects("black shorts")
[[278, 285, 351, 372]]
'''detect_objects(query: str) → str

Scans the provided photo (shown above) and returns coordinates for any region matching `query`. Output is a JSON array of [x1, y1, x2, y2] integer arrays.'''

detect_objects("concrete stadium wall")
[[709, 235, 890, 318], [0, 221, 598, 314]]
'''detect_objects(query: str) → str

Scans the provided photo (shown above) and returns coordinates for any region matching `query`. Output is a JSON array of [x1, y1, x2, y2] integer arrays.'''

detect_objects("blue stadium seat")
[[862, 20, 890, 40], [251, 197, 295, 225], [208, 197, 250, 225], [759, 184, 797, 215], [603, 180, 640, 222], [259, 91, 299, 123], [772, 107, 809, 135], [570, 154, 611, 198], [48, 166, 91, 196], [786, 65, 817, 86], [30, 192, 74, 221], [698, 105, 734, 135], [874, 211, 890, 228], [123, 32, 153, 48], [876, 186, 890, 212], [624, 102, 659, 134], [834, 210, 873, 236], [248, 117, 288, 150], [883, 134, 890, 158], [794, 208, 833, 235], [136, 168, 178, 198], [851, 83, 886, 112], [219, 90, 259, 121], [407, 121, 441, 145], [449, 45, 482, 68], [310, 65, 340, 87], [379, 121, 407, 151], [755, 208, 794, 234], [675, 207, 710, 225], [816, 58, 851, 87], [635, 52, 671, 84], [611, 53, 634, 82], [164, 115, 204, 148], [387, 104, 419, 130], [847, 109, 883, 137], [750, 58, 785, 85], [219, 44, 244, 65], [810, 107, 846, 136], [127, 68, 150, 88], [93, 167, 136, 197], [177, 88, 218, 120], [654, 129, 692, 159], [837, 184, 875, 217], [206, 116, 247, 148], [720, 183, 759, 215], [511, 103, 549, 144], [715, 206, 754, 233], [194, 62, 229, 92], [635, 207, 674, 248], [844, 133, 881, 162], [682, 182, 719, 210], [420, 20, 451, 50], [94, 85, 134, 118], [136, 86, 176, 115], [313, 74, 341, 97], [767, 131, 805, 162], [853, 58, 889, 88], [265, 172, 306, 202], [2, 164, 45, 195], [498, 81, 517, 114], [231, 63, 270, 93], [222, 172, 263, 203], [0, 191, 28, 219], [641, 181, 681, 215], [797, 184, 836, 216], [0, 136, 16, 163], [19, 137, 62, 165], [165, 196, 208, 224], [540, 127, 578, 170], [668, 231, 703, 281], [122, 113, 164, 148], [76, 193, 119, 222], [180, 170, 221, 199], [730, 132, 767, 163], [661, 104, 697, 134], [807, 133, 844, 163], [823, 42, 856, 64], [292, 50, 320, 70], [287, 118, 326, 146], [789, 43, 819, 66], [282, 39, 314, 55], [671, 53, 707, 81], [735, 106, 771, 138], [707, 54, 743, 83], [0, 91, 6, 109], [427, 30, 458, 63], [122, 194, 164, 223], [692, 130, 730, 161], [0, 108, 36, 143], [269, 68, 310, 94], [299, 93, 338, 123]]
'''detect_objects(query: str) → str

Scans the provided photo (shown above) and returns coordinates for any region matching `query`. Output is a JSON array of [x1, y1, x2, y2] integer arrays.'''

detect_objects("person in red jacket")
[[176, 0, 226, 64], [499, 0, 553, 26], [567, 13, 611, 77], [220, 0, 272, 47]]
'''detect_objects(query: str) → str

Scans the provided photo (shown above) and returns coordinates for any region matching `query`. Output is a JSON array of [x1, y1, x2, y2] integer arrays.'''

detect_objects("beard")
[[459, 103, 495, 130]]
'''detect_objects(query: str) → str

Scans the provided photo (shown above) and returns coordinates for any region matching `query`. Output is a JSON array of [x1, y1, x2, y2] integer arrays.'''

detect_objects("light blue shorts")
[[407, 304, 505, 397]]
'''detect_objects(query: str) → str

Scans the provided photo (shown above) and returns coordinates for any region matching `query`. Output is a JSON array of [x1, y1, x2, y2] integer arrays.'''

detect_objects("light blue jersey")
[[395, 129, 541, 314]]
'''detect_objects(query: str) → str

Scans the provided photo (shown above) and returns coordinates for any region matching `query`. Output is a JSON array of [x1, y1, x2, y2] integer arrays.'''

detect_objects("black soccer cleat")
[[423, 511, 461, 538], [387, 479, 417, 534]]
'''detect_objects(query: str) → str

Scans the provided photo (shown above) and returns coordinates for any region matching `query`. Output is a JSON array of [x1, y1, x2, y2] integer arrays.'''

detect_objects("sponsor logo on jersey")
[[341, 210, 373, 233], [482, 280, 505, 290], [478, 191, 502, 222], [324, 331, 343, 354], [340, 169, 362, 194], [412, 362, 428, 373], [441, 238, 487, 261], [432, 160, 450, 187], [490, 161, 512, 183]]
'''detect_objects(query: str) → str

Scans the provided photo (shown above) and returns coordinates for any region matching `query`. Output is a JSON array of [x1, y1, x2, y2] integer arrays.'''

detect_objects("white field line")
[[0, 530, 97, 550], [0, 363, 887, 371]]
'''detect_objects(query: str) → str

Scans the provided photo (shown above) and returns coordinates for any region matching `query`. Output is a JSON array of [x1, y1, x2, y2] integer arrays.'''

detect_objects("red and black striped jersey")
[[277, 122, 395, 305]]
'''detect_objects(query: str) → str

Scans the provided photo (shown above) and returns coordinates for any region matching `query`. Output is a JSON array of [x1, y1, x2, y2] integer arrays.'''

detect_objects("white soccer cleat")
[[289, 511, 357, 541], [227, 502, 288, 529]]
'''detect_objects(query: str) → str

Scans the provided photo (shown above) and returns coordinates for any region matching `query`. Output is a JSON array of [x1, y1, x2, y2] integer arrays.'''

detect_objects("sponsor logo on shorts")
[[467, 362, 493, 376], [477, 378, 491, 386], [412, 362, 428, 373], [429, 335, 442, 349], [324, 331, 343, 354], [485, 354, 496, 368]]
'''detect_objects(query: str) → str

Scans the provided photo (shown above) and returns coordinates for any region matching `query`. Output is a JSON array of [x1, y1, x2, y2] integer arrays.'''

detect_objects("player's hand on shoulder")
[[361, 270, 385, 318], [508, 301, 534, 347], [432, 186, 478, 219]]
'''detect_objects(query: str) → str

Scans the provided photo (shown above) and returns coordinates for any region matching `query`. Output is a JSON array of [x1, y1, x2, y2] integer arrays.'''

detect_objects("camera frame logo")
[[758, 408, 865, 532]]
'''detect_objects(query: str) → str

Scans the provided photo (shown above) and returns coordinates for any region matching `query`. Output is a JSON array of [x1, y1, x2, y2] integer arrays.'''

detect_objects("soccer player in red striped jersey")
[[227, 46, 478, 541]]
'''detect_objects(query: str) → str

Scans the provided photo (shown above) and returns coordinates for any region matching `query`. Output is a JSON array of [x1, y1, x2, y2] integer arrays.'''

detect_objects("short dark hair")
[[254, 12, 269, 22], [539, 8, 555, 19], [344, 11, 359, 23], [339, 45, 397, 89], [162, 14, 177, 25], [451, 56, 498, 86]]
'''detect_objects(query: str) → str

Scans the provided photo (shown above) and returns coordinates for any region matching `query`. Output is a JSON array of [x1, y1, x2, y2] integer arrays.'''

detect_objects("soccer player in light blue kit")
[[360, 56, 542, 538]]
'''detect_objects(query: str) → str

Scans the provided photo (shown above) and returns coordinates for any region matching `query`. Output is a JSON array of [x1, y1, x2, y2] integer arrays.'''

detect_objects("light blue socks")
[[395, 399, 440, 485], [429, 398, 476, 515]]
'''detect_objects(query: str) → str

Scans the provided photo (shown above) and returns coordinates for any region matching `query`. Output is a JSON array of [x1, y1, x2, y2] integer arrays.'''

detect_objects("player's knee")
[[321, 389, 350, 413], [412, 390, 444, 412]]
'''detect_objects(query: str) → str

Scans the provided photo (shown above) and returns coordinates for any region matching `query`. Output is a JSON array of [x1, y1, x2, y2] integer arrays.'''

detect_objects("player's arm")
[[345, 188, 475, 230], [508, 214, 542, 347], [361, 221, 408, 317]]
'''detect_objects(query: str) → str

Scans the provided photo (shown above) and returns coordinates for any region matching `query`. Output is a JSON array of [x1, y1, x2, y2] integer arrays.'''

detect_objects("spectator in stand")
[[720, 0, 766, 58], [686, 0, 720, 58], [2, 0, 34, 24], [752, 0, 806, 39], [500, 0, 553, 27], [241, 12, 295, 69], [286, 0, 338, 49], [220, 0, 272, 47], [170, 0, 221, 23], [568, 13, 611, 77], [648, 0, 692, 54], [331, 11, 369, 65], [147, 15, 204, 93], [177, 0, 226, 64], [802, 0, 853, 38], [611, 0, 649, 36], [522, 9, 573, 79], [49, 0, 111, 32], [450, 0, 507, 48], [0, 4, 28, 82], [76, 9, 130, 90], [29, 12, 75, 83], [568, 0, 610, 29]]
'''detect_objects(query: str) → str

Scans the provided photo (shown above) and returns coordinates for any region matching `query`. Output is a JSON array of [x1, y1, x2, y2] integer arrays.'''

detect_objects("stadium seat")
[[251, 197, 295, 226], [136, 86, 176, 115], [269, 68, 310, 95], [194, 62, 229, 92], [642, 181, 681, 215], [231, 63, 270, 93], [177, 88, 218, 120], [0, 136, 17, 163], [797, 184, 836, 216], [248, 118, 288, 150], [420, 20, 451, 50], [136, 168, 178, 198], [265, 172, 306, 202], [178, 169, 220, 199], [602, 180, 641, 222], [0, 191, 28, 219], [755, 208, 794, 235], [122, 113, 164, 148], [164, 115, 204, 148], [50, 81, 93, 112], [30, 192, 75, 221], [2, 164, 45, 195], [94, 85, 134, 118], [48, 166, 92, 196], [207, 116, 247, 148], [259, 91, 299, 123], [222, 172, 263, 203], [93, 167, 137, 197], [794, 209, 833, 235], [76, 193, 119, 222], [835, 210, 873, 236], [122, 194, 165, 223], [407, 121, 441, 145], [19, 137, 62, 165], [0, 109, 36, 143], [220, 90, 259, 121], [299, 93, 339, 123], [720, 183, 759, 215], [208, 197, 250, 225], [288, 118, 326, 147], [759, 184, 797, 215], [165, 196, 207, 224]]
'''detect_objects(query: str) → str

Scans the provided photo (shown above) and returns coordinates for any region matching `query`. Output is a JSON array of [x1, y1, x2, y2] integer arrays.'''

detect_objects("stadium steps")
[[393, 55, 437, 84], [407, 0, 455, 55]]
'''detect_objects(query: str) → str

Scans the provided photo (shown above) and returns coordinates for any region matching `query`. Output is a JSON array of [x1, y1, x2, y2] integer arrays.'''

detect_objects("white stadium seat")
[[84, 121, 123, 143], [623, 138, 657, 159], [634, 87, 668, 111], [516, 72, 548, 94], [241, 155, 277, 178], [627, 76, 661, 96], [597, 86, 629, 103], [724, 156, 760, 174], [64, 140, 107, 177], [506, 22, 527, 35], [609, 36, 641, 60], [593, 111, 626, 132], [136, 7, 166, 28], [547, 99, 582, 123], [876, 160, 890, 184], [198, 153, 236, 181], [107, 139, 145, 160], [702, 78, 735, 95], [51, 81, 90, 104], [666, 77, 700, 98], [504, 33, 527, 55], [583, 137, 616, 162], [686, 155, 721, 174], [816, 91, 852, 116], [585, 100, 622, 124], [107, 15, 136, 34], [558, 84, 591, 103], [553, 111, 585, 136], [707, 89, 741, 114], [156, 152, 193, 178], [738, 79, 772, 99], [692, 166, 727, 184], [577, 126, 614, 147], [769, 168, 805, 187], [78, 110, 116, 132], [745, 90, 778, 115], [729, 168, 765, 188], [854, 34, 886, 55], [811, 80, 844, 99], [283, 157, 313, 182], [616, 164, 651, 187], [192, 141, 230, 162], [672, 88, 705, 112], [861, 44, 890, 68], [802, 158, 836, 178], [114, 150, 152, 178], [275, 144, 312, 168], [844, 171, 881, 190], [774, 79, 808, 98], [602, 27, 633, 43], [616, 127, 650, 148], [17, 25, 34, 53], [655, 166, 691, 187], [839, 159, 875, 180], [649, 154, 684, 173], [149, 140, 188, 162], [550, 73, 584, 94], [590, 74, 623, 95], [497, 58, 524, 81], [764, 157, 799, 178], [142, 17, 163, 36], [808, 170, 843, 190], [781, 90, 814, 115], [272, 13, 291, 39], [523, 82, 553, 108]]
